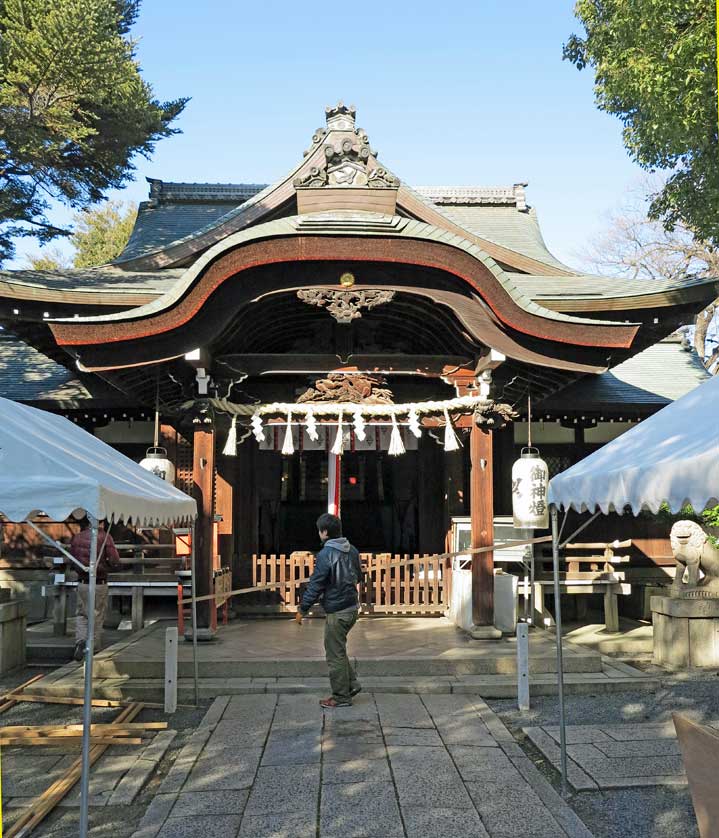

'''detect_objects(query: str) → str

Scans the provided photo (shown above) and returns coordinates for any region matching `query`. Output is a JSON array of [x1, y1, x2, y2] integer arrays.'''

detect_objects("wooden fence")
[[240, 552, 451, 615]]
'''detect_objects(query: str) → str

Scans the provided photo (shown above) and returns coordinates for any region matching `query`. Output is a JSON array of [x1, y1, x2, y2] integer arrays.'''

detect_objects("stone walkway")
[[524, 720, 695, 791], [132, 693, 593, 838]]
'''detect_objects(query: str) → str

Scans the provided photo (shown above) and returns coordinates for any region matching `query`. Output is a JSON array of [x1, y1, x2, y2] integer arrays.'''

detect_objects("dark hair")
[[316, 513, 342, 539]]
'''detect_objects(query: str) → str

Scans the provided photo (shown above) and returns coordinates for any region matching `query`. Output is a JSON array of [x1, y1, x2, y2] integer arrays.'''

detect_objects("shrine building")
[[0, 103, 714, 630]]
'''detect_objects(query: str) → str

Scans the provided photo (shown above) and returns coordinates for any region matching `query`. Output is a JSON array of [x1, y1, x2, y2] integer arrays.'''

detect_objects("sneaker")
[[319, 697, 352, 708], [73, 641, 85, 662]]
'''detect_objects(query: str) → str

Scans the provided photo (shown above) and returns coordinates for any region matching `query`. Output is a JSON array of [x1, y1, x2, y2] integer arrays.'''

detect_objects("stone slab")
[[239, 812, 317, 838], [170, 789, 249, 817], [184, 747, 262, 792], [157, 815, 242, 837], [466, 780, 565, 838], [383, 726, 444, 747], [321, 757, 393, 785], [388, 745, 474, 809], [320, 779, 404, 838], [244, 764, 320, 815], [402, 807, 490, 838], [374, 693, 435, 728]]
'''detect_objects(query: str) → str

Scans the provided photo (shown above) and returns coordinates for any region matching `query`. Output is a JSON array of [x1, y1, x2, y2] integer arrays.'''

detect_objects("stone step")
[[90, 651, 603, 679], [23, 672, 658, 703]]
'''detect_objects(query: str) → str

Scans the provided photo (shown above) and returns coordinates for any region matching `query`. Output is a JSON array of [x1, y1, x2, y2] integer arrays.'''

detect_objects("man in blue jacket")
[[296, 512, 362, 708]]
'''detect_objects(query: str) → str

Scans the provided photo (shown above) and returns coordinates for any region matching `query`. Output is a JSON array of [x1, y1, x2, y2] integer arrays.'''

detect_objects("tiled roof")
[[0, 332, 91, 402], [542, 338, 710, 409], [0, 265, 182, 294], [508, 272, 717, 300], [432, 206, 574, 273]]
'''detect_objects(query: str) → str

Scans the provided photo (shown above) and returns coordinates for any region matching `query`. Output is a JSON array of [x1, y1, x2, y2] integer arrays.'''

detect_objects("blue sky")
[[15, 0, 646, 269]]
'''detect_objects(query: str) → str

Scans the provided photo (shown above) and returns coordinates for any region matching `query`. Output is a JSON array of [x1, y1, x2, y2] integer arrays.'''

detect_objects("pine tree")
[[0, 0, 187, 263]]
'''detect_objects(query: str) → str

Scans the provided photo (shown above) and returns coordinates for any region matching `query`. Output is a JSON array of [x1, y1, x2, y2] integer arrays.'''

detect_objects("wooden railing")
[[239, 552, 450, 615]]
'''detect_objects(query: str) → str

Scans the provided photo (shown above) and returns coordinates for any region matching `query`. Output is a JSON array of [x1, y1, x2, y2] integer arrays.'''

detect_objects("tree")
[[565, 1, 719, 245], [25, 201, 137, 269], [0, 0, 187, 264], [581, 180, 719, 372]]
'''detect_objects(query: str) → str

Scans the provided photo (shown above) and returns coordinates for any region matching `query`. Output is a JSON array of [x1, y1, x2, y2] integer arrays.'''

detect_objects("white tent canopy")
[[0, 396, 196, 524], [549, 372, 719, 516]]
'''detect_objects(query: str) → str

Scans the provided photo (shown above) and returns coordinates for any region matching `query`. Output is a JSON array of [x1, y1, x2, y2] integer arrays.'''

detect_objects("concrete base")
[[183, 627, 217, 642], [0, 599, 27, 673], [652, 595, 719, 668], [468, 625, 502, 640]]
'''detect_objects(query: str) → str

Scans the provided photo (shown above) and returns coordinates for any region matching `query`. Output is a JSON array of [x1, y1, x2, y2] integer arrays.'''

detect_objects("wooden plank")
[[192, 426, 215, 628], [403, 556, 410, 607], [0, 723, 165, 734], [289, 553, 297, 608], [252, 554, 257, 587], [0, 674, 46, 715], [393, 555, 400, 608], [413, 557, 420, 607], [6, 703, 143, 838], [279, 552, 286, 605], [11, 694, 126, 708], [0, 736, 143, 746], [422, 558, 430, 608], [433, 557, 440, 607], [374, 554, 381, 609]]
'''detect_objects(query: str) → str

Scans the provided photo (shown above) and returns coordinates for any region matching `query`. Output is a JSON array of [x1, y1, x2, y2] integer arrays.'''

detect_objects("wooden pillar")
[[470, 423, 494, 626], [192, 427, 215, 629]]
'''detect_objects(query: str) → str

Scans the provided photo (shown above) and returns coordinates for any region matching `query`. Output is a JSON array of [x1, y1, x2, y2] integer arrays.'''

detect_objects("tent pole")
[[550, 504, 568, 796], [79, 514, 98, 838], [190, 521, 200, 706]]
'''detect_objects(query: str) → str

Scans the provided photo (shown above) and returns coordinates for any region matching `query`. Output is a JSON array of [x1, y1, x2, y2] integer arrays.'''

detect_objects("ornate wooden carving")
[[297, 288, 395, 324], [297, 373, 394, 404]]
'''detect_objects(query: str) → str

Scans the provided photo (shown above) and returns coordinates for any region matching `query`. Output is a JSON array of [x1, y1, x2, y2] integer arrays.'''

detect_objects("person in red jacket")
[[69, 517, 121, 661]]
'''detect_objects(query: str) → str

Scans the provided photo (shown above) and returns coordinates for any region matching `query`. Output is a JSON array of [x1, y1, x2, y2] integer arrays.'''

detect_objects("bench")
[[534, 540, 634, 632]]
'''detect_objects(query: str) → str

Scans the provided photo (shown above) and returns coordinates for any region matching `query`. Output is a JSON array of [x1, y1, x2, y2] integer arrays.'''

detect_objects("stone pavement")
[[132, 693, 594, 838], [524, 720, 700, 791]]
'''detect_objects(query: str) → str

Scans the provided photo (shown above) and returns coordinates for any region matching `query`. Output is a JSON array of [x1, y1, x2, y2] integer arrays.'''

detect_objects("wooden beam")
[[193, 426, 216, 630], [215, 354, 472, 377], [5, 703, 144, 838], [470, 424, 494, 626]]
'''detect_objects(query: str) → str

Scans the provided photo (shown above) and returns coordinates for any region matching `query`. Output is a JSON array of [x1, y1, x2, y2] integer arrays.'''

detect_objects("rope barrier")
[[186, 535, 552, 605]]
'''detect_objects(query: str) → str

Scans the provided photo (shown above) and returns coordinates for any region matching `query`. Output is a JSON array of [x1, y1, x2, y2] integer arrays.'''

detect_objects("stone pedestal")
[[652, 595, 719, 668], [0, 598, 27, 673]]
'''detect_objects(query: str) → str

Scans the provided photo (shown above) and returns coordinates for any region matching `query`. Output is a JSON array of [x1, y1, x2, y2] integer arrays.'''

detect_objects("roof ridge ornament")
[[325, 101, 356, 129], [295, 104, 399, 196]]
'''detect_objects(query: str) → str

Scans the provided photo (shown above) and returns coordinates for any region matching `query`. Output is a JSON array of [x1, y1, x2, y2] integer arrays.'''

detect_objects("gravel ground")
[[489, 678, 719, 838], [0, 665, 209, 837]]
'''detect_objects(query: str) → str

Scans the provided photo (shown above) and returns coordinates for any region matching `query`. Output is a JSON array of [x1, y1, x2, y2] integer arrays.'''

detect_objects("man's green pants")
[[324, 607, 360, 703]]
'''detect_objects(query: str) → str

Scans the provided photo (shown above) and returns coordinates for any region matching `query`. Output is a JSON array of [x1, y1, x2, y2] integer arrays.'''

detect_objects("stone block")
[[652, 596, 719, 668], [243, 765, 320, 815], [157, 815, 242, 837], [402, 807, 490, 838], [374, 693, 434, 728], [321, 757, 392, 784], [320, 779, 404, 837], [184, 748, 261, 792], [239, 812, 316, 838], [388, 745, 474, 809], [383, 726, 444, 747], [171, 789, 249, 817]]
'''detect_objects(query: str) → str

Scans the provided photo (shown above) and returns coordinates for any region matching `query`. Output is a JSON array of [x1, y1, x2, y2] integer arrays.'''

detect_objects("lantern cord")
[[527, 393, 531, 448], [153, 374, 160, 448]]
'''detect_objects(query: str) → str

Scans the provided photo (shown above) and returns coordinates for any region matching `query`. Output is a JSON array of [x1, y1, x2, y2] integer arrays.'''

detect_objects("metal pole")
[[189, 521, 200, 707], [550, 504, 568, 796], [79, 514, 98, 838]]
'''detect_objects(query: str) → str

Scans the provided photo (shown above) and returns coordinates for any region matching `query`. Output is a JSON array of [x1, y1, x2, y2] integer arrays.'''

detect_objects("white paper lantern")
[[139, 446, 176, 484], [512, 447, 549, 529]]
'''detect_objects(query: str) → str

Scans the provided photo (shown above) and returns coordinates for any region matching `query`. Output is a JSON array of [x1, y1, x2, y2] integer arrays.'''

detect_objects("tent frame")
[[548, 505, 602, 797], [26, 515, 198, 838]]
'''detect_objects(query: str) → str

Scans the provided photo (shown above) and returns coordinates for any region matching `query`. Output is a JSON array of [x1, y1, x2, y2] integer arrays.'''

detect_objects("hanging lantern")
[[511, 447, 549, 529], [139, 446, 176, 484]]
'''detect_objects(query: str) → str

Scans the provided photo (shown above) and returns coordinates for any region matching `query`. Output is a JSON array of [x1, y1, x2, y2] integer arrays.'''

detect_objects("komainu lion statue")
[[670, 520, 719, 594]]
